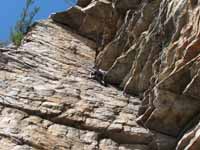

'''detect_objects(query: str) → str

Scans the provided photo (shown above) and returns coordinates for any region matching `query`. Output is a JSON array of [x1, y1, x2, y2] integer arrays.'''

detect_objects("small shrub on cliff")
[[10, 0, 40, 46], [10, 31, 24, 47]]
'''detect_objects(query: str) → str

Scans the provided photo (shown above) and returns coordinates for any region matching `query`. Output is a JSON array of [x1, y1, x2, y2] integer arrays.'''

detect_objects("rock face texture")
[[0, 20, 175, 149], [1, 0, 200, 149]]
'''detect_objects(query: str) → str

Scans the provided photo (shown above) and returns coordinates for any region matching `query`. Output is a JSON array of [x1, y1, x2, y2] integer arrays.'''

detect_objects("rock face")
[[1, 0, 200, 149], [0, 20, 175, 149]]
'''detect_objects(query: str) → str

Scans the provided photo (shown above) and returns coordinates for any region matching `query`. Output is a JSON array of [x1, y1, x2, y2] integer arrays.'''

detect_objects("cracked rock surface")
[[51, 0, 200, 149], [0, 20, 176, 149], [1, 0, 200, 149]]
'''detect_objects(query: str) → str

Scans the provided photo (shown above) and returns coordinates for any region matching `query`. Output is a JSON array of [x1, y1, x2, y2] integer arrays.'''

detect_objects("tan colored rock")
[[1, 0, 200, 149], [176, 121, 200, 150], [51, 6, 85, 29], [113, 0, 140, 13], [51, 0, 118, 45], [0, 20, 174, 149], [183, 61, 200, 100], [145, 89, 200, 136], [77, 0, 92, 7]]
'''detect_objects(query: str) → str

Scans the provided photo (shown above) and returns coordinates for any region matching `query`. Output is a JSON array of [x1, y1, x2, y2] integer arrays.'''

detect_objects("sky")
[[0, 0, 77, 41]]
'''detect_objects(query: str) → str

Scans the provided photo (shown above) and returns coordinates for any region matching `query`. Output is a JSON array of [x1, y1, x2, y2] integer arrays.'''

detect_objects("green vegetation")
[[10, 0, 40, 46], [10, 31, 24, 47]]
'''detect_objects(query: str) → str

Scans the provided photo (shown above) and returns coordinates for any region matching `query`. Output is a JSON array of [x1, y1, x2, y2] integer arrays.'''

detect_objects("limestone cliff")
[[0, 0, 200, 149]]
